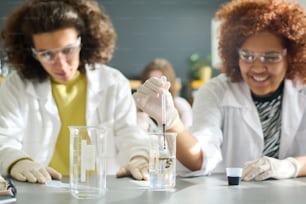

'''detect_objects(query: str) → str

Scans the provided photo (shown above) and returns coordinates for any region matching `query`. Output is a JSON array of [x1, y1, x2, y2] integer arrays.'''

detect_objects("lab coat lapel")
[[25, 78, 61, 136], [222, 81, 263, 138], [86, 66, 105, 125], [25, 79, 59, 116], [279, 80, 306, 158]]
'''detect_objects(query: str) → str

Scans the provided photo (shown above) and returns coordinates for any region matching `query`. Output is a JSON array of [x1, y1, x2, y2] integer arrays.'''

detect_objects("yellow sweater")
[[49, 72, 87, 175]]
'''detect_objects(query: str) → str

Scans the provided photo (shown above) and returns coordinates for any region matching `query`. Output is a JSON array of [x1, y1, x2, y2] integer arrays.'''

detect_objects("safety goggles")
[[32, 37, 81, 64], [238, 48, 287, 63]]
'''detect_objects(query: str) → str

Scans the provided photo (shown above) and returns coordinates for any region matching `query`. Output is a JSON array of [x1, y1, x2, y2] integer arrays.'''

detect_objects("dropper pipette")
[[161, 76, 167, 149]]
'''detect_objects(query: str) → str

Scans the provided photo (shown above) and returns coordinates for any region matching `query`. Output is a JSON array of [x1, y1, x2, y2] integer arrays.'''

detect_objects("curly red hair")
[[215, 0, 306, 84]]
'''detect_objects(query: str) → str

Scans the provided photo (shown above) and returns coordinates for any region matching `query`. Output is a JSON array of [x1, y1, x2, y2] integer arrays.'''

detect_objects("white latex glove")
[[133, 77, 179, 130], [0, 176, 6, 190], [136, 111, 151, 131], [10, 159, 62, 183], [242, 156, 301, 181], [116, 156, 149, 180]]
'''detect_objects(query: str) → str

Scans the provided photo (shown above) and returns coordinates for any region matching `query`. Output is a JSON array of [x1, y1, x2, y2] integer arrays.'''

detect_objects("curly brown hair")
[[140, 58, 178, 97], [215, 0, 306, 84], [1, 0, 116, 81]]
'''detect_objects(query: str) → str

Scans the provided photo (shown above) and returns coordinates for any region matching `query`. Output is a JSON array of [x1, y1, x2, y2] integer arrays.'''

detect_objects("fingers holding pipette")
[[141, 77, 170, 95], [133, 76, 180, 130]]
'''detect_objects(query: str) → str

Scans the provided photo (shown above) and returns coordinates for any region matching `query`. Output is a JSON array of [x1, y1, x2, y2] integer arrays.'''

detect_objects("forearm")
[[295, 156, 306, 177], [168, 121, 203, 171]]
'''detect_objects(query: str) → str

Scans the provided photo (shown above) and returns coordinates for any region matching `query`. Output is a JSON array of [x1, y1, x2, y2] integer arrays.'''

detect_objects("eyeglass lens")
[[238, 49, 285, 63], [32, 38, 81, 64]]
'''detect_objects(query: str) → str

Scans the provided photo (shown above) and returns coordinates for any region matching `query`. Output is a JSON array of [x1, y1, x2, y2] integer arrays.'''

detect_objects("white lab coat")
[[0, 64, 149, 175], [183, 73, 306, 176], [175, 96, 193, 130]]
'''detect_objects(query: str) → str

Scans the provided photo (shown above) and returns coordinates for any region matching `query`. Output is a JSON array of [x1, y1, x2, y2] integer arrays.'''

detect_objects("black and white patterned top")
[[251, 82, 284, 158]]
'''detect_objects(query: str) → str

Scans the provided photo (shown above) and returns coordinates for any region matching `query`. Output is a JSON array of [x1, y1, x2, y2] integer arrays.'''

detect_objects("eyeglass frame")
[[238, 48, 287, 64], [31, 37, 81, 64]]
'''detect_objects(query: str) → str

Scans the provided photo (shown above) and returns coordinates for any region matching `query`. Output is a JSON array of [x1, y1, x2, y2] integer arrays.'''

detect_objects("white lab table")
[[12, 174, 306, 204]]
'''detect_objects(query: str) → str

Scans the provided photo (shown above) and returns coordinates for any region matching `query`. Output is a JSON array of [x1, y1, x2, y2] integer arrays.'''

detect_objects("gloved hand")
[[242, 156, 301, 181], [10, 159, 62, 183], [116, 156, 149, 180], [133, 77, 180, 130], [0, 175, 6, 190], [136, 111, 151, 131]]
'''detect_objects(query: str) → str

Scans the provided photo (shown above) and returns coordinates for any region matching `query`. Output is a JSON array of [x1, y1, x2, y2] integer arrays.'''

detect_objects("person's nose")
[[250, 58, 267, 73], [53, 52, 68, 66]]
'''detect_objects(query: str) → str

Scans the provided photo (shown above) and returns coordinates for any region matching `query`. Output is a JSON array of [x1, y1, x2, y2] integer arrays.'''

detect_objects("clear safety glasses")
[[238, 48, 287, 64], [32, 37, 81, 64]]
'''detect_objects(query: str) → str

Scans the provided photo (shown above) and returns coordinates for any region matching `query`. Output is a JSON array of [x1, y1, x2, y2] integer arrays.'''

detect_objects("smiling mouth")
[[251, 75, 269, 82]]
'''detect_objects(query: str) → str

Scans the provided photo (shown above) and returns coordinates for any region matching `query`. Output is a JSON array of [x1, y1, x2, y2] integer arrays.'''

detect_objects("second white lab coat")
[[0, 64, 149, 175], [181, 73, 306, 176]]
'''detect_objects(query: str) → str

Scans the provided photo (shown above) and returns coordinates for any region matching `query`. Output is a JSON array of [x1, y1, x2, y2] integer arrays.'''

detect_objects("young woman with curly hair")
[[0, 0, 149, 183], [134, 0, 306, 180]]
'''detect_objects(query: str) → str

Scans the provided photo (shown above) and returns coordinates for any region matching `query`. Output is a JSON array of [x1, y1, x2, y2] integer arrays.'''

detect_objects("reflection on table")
[[14, 174, 306, 204]]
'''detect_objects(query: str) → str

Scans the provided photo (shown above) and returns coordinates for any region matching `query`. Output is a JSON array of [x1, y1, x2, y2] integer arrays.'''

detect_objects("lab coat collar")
[[24, 64, 108, 97], [221, 80, 263, 138], [24, 64, 111, 121], [25, 78, 52, 100], [85, 64, 114, 125], [220, 78, 306, 156], [85, 64, 112, 95], [25, 77, 59, 120]]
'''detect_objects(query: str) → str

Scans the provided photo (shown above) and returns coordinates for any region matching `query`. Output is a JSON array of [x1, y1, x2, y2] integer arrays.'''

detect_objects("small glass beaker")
[[148, 132, 176, 190], [69, 126, 107, 199]]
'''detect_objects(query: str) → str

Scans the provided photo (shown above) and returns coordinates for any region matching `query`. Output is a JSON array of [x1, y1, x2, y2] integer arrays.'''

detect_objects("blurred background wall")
[[1, 0, 306, 98]]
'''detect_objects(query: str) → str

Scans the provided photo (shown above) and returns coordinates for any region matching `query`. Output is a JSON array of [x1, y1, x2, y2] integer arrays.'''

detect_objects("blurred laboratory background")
[[1, 0, 306, 100]]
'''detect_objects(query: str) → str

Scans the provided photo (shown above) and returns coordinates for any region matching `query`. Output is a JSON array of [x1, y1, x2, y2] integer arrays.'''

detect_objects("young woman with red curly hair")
[[134, 0, 306, 180]]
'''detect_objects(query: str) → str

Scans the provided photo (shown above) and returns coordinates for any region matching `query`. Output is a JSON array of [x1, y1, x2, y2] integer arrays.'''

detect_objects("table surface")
[[12, 174, 306, 204]]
